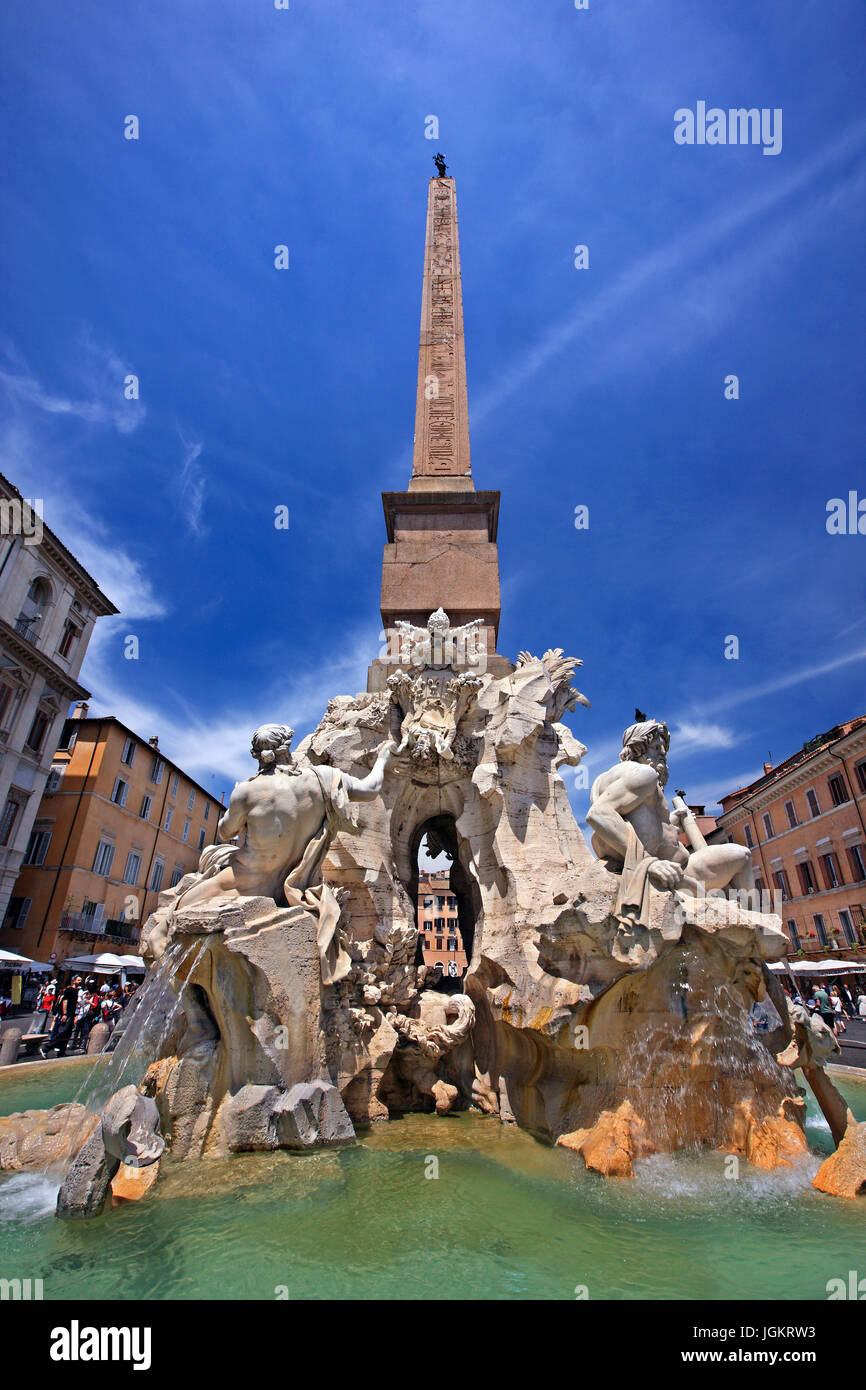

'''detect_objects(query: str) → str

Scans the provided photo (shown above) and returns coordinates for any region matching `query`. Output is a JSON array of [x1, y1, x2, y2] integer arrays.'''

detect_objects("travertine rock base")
[[813, 1113, 866, 1199]]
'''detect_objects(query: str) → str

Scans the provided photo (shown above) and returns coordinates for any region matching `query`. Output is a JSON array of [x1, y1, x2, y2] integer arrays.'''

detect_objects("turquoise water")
[[1, 1065, 864, 1300], [0, 1058, 96, 1117]]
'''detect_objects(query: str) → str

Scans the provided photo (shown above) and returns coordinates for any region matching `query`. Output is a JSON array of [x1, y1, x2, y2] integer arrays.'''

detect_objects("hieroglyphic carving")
[[413, 178, 470, 479]]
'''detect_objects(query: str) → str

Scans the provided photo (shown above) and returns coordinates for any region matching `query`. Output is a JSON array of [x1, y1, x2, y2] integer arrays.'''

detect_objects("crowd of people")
[[782, 977, 866, 1037], [30, 976, 137, 1057]]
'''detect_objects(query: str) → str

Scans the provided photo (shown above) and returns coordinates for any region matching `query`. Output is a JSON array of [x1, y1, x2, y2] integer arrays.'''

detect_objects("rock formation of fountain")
[[4, 612, 864, 1214]]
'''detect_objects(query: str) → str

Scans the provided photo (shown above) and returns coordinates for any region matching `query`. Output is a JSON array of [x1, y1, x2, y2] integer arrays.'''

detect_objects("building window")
[[828, 774, 849, 808], [56, 718, 78, 751], [820, 853, 842, 891], [25, 708, 51, 754], [0, 682, 15, 727], [149, 860, 165, 893], [26, 576, 52, 606], [22, 825, 52, 866], [111, 777, 129, 808], [434, 917, 445, 930], [197, 828, 205, 850], [121, 737, 136, 767], [839, 910, 856, 946], [204, 802, 210, 822], [122, 851, 142, 886], [856, 761, 866, 796], [772, 869, 791, 901], [762, 812, 774, 840], [784, 800, 797, 829], [164, 807, 173, 832], [813, 914, 828, 947], [187, 787, 195, 811], [423, 896, 433, 909], [171, 773, 179, 798], [140, 794, 152, 821], [150, 756, 165, 785], [847, 844, 866, 882], [170, 863, 184, 888], [743, 824, 754, 849], [0, 793, 24, 846], [754, 877, 766, 897], [57, 619, 81, 660], [93, 840, 115, 877], [447, 937, 457, 951], [2, 897, 31, 930], [797, 861, 817, 895], [182, 818, 191, 843], [786, 920, 800, 950], [436, 937, 443, 950], [46, 766, 63, 793], [806, 789, 821, 818]]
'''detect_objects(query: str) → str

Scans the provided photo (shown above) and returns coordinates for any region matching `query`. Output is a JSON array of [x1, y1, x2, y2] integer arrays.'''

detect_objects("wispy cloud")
[[81, 621, 380, 788], [0, 334, 145, 436], [690, 649, 866, 720], [176, 431, 207, 537], [471, 121, 866, 425], [671, 720, 740, 755]]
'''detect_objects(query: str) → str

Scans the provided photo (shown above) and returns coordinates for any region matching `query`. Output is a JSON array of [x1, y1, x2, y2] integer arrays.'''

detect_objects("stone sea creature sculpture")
[[55, 1085, 163, 1221], [388, 996, 476, 1114]]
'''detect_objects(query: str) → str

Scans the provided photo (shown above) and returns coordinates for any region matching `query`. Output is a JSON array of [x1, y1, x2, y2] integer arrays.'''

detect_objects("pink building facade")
[[714, 717, 866, 957]]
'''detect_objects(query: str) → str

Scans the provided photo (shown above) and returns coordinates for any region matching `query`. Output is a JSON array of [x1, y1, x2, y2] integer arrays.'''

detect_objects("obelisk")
[[373, 173, 502, 688]]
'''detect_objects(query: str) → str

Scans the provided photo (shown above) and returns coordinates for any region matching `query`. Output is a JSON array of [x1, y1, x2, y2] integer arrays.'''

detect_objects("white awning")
[[0, 947, 51, 971], [60, 951, 147, 975], [785, 958, 866, 974], [0, 947, 35, 967]]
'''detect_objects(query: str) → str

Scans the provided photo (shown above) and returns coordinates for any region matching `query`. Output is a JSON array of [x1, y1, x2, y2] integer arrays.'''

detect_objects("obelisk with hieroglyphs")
[[374, 173, 502, 686]]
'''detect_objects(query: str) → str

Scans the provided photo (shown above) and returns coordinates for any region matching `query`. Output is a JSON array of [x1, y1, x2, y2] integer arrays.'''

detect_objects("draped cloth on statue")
[[283, 765, 357, 986], [613, 823, 654, 931]]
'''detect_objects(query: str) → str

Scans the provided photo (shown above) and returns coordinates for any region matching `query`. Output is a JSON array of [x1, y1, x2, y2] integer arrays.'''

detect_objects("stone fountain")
[[7, 172, 863, 1215], [39, 614, 865, 1213]]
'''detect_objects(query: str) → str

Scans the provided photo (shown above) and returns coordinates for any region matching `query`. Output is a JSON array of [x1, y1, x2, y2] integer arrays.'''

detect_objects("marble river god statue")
[[586, 715, 753, 925]]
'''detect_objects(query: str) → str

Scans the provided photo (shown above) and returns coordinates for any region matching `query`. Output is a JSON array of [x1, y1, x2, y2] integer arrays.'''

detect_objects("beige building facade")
[[0, 473, 118, 928], [0, 708, 223, 966], [417, 869, 468, 980]]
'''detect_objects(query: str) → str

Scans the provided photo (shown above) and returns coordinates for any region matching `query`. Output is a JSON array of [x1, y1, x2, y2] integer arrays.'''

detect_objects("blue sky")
[[0, 0, 863, 823]]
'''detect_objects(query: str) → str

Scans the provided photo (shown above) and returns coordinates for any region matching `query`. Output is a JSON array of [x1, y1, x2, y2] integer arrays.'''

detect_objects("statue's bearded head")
[[619, 719, 670, 786], [250, 724, 295, 772]]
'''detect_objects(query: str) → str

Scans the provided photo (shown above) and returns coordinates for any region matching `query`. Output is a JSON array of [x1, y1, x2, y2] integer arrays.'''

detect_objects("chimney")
[[763, 762, 773, 775], [148, 736, 159, 749], [73, 701, 89, 719]]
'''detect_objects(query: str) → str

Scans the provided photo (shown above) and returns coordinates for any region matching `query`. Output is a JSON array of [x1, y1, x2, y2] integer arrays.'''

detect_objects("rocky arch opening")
[[409, 814, 478, 995]]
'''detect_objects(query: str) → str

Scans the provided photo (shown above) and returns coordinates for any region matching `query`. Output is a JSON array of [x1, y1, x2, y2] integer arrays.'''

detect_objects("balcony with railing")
[[58, 911, 139, 944], [13, 613, 40, 644]]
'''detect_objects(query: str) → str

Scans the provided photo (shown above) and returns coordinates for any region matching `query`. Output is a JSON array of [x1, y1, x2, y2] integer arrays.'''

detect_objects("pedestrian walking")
[[48, 976, 82, 1058]]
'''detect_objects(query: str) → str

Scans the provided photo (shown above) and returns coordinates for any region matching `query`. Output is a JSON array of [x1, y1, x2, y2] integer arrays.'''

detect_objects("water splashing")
[[35, 937, 210, 1175]]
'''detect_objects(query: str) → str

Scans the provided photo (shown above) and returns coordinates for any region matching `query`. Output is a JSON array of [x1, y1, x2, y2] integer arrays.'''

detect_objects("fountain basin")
[[1, 1063, 864, 1300]]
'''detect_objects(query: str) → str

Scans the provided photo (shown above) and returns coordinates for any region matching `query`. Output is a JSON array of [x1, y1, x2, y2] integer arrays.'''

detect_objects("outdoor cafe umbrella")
[[59, 952, 132, 974], [0, 947, 52, 972], [58, 952, 147, 980]]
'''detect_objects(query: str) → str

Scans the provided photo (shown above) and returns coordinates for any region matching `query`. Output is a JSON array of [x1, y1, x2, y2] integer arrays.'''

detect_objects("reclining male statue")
[[586, 715, 753, 930], [143, 723, 394, 982]]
